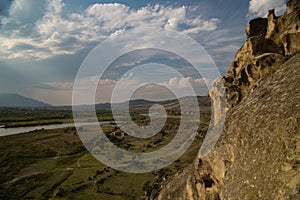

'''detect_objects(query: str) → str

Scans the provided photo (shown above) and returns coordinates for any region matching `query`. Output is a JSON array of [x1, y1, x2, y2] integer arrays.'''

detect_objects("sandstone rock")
[[287, 0, 300, 14], [225, 49, 286, 108], [158, 53, 300, 200], [283, 32, 300, 56], [158, 4, 300, 199], [208, 77, 227, 126], [225, 2, 299, 109], [266, 6, 300, 56], [246, 18, 268, 39]]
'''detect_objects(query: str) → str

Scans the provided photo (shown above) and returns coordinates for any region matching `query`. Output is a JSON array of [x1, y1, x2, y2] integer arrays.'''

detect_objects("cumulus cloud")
[[182, 18, 220, 34], [0, 0, 220, 60], [163, 76, 208, 95], [248, 0, 286, 18]]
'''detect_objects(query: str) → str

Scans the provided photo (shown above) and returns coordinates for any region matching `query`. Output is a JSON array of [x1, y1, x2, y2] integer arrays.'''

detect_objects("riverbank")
[[2, 120, 64, 128]]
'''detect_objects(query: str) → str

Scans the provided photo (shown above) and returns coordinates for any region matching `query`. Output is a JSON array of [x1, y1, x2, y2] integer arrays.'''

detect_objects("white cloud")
[[0, 1, 220, 60], [163, 76, 208, 95], [5, 0, 45, 25], [248, 0, 286, 18], [183, 18, 220, 34]]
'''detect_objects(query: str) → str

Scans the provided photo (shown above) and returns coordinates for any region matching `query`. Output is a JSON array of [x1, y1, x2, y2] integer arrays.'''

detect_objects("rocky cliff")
[[158, 1, 300, 199], [225, 0, 300, 109]]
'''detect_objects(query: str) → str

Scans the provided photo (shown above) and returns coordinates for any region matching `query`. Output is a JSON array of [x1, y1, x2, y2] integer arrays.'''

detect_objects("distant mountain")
[[96, 96, 210, 113], [0, 93, 52, 108], [69, 96, 210, 112]]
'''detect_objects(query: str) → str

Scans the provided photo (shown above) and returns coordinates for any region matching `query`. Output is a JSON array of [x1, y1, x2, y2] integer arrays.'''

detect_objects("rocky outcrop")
[[158, 52, 300, 200], [287, 0, 300, 14], [225, 0, 300, 109], [158, 1, 300, 199], [246, 18, 268, 38]]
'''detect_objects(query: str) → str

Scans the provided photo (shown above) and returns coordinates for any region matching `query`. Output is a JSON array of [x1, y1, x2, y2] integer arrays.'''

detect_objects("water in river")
[[0, 122, 106, 137]]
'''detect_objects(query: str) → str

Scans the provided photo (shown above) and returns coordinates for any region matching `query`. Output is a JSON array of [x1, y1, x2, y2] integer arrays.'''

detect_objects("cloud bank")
[[0, 0, 220, 60]]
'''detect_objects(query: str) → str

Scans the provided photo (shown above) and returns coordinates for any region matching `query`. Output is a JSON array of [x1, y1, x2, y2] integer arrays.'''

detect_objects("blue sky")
[[0, 0, 287, 105]]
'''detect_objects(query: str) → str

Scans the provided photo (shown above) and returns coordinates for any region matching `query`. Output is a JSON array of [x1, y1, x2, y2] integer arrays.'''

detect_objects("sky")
[[0, 0, 287, 105]]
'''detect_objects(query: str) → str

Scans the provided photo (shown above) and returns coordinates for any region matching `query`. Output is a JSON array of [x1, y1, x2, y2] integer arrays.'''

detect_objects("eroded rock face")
[[158, 3, 300, 200], [158, 53, 300, 200], [225, 1, 300, 109], [287, 0, 300, 14]]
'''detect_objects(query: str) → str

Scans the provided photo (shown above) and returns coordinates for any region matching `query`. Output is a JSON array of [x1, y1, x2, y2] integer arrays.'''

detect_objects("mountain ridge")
[[0, 93, 52, 108]]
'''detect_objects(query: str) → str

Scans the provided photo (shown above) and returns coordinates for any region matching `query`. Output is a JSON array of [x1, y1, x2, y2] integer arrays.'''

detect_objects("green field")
[[0, 107, 211, 199], [0, 108, 73, 128]]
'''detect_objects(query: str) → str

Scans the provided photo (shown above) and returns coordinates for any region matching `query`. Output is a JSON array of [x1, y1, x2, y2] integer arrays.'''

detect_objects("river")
[[0, 122, 107, 137]]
